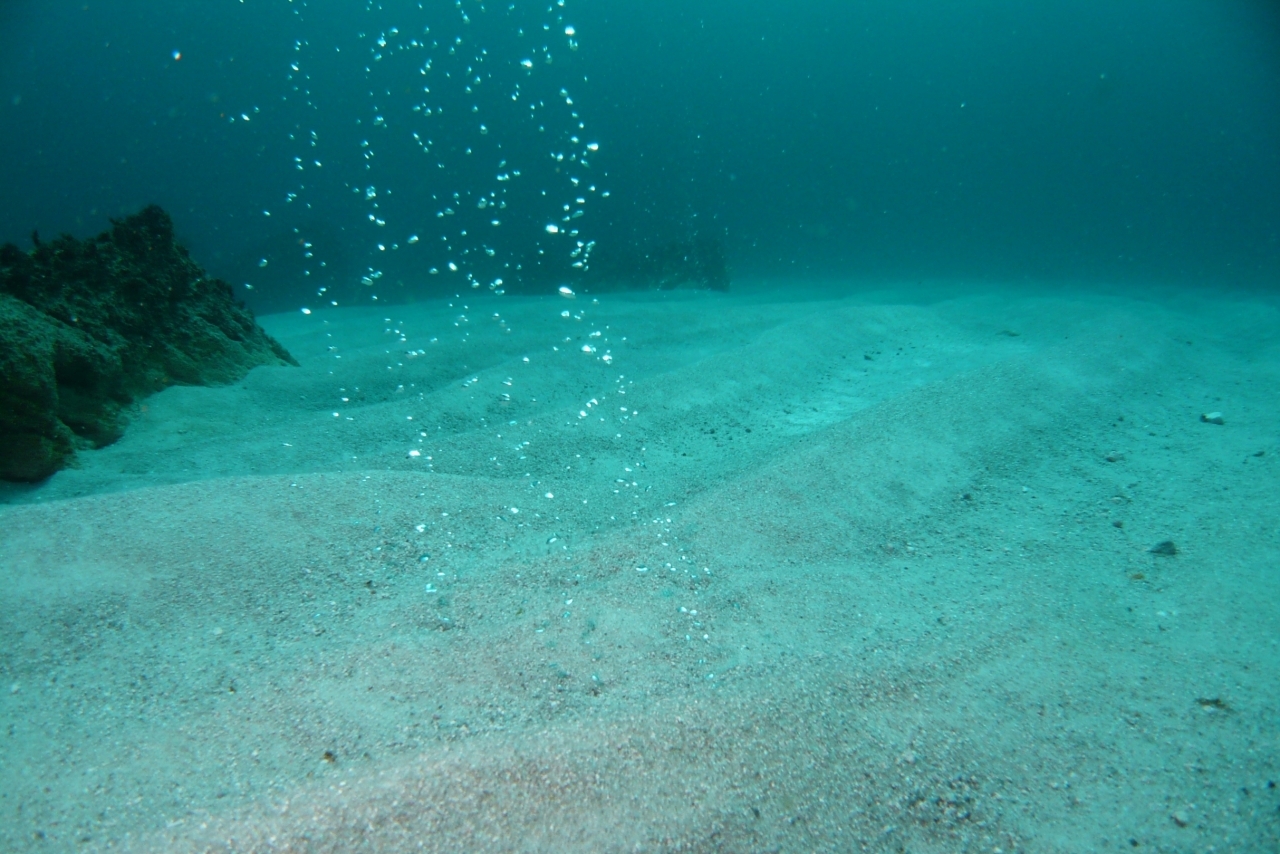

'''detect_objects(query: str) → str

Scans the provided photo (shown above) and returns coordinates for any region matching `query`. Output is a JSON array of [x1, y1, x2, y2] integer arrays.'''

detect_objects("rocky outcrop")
[[0, 205, 297, 481]]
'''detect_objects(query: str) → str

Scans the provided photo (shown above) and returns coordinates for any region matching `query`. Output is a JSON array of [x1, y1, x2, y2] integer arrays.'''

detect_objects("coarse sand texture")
[[1, 281, 1278, 852]]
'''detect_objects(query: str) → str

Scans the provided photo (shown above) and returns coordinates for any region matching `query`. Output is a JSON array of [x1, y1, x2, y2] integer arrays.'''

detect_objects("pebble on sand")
[[1149, 540, 1178, 557]]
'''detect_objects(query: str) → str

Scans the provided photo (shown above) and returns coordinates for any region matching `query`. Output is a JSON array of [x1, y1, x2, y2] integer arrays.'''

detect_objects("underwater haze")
[[2, 1, 1280, 852], [1, 0, 1278, 303]]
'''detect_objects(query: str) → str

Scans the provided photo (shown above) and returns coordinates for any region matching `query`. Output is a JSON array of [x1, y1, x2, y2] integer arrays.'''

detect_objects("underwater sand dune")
[[1, 284, 1277, 852]]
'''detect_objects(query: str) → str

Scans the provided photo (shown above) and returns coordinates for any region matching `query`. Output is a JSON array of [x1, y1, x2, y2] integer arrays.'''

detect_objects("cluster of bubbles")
[[242, 0, 601, 306]]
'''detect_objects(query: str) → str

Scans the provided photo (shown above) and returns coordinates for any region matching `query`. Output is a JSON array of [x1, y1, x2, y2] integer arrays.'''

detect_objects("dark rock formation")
[[0, 205, 297, 482]]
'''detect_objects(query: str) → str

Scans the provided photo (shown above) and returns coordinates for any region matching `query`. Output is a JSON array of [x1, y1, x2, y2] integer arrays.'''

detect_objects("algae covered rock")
[[0, 205, 297, 481]]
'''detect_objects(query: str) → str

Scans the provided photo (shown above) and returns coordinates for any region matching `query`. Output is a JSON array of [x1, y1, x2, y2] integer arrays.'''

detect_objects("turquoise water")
[[1, 1, 1276, 296], [1, 2, 1279, 851]]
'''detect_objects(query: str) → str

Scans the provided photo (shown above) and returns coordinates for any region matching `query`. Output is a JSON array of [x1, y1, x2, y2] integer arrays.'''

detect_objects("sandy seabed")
[[1, 280, 1277, 853]]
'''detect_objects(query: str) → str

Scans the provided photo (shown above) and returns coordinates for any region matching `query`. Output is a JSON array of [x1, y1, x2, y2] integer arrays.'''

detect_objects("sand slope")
[[2, 283, 1278, 852]]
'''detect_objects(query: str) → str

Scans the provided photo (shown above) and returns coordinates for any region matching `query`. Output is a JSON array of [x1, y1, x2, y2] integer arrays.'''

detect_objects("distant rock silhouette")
[[508, 235, 731, 295], [0, 205, 297, 481]]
